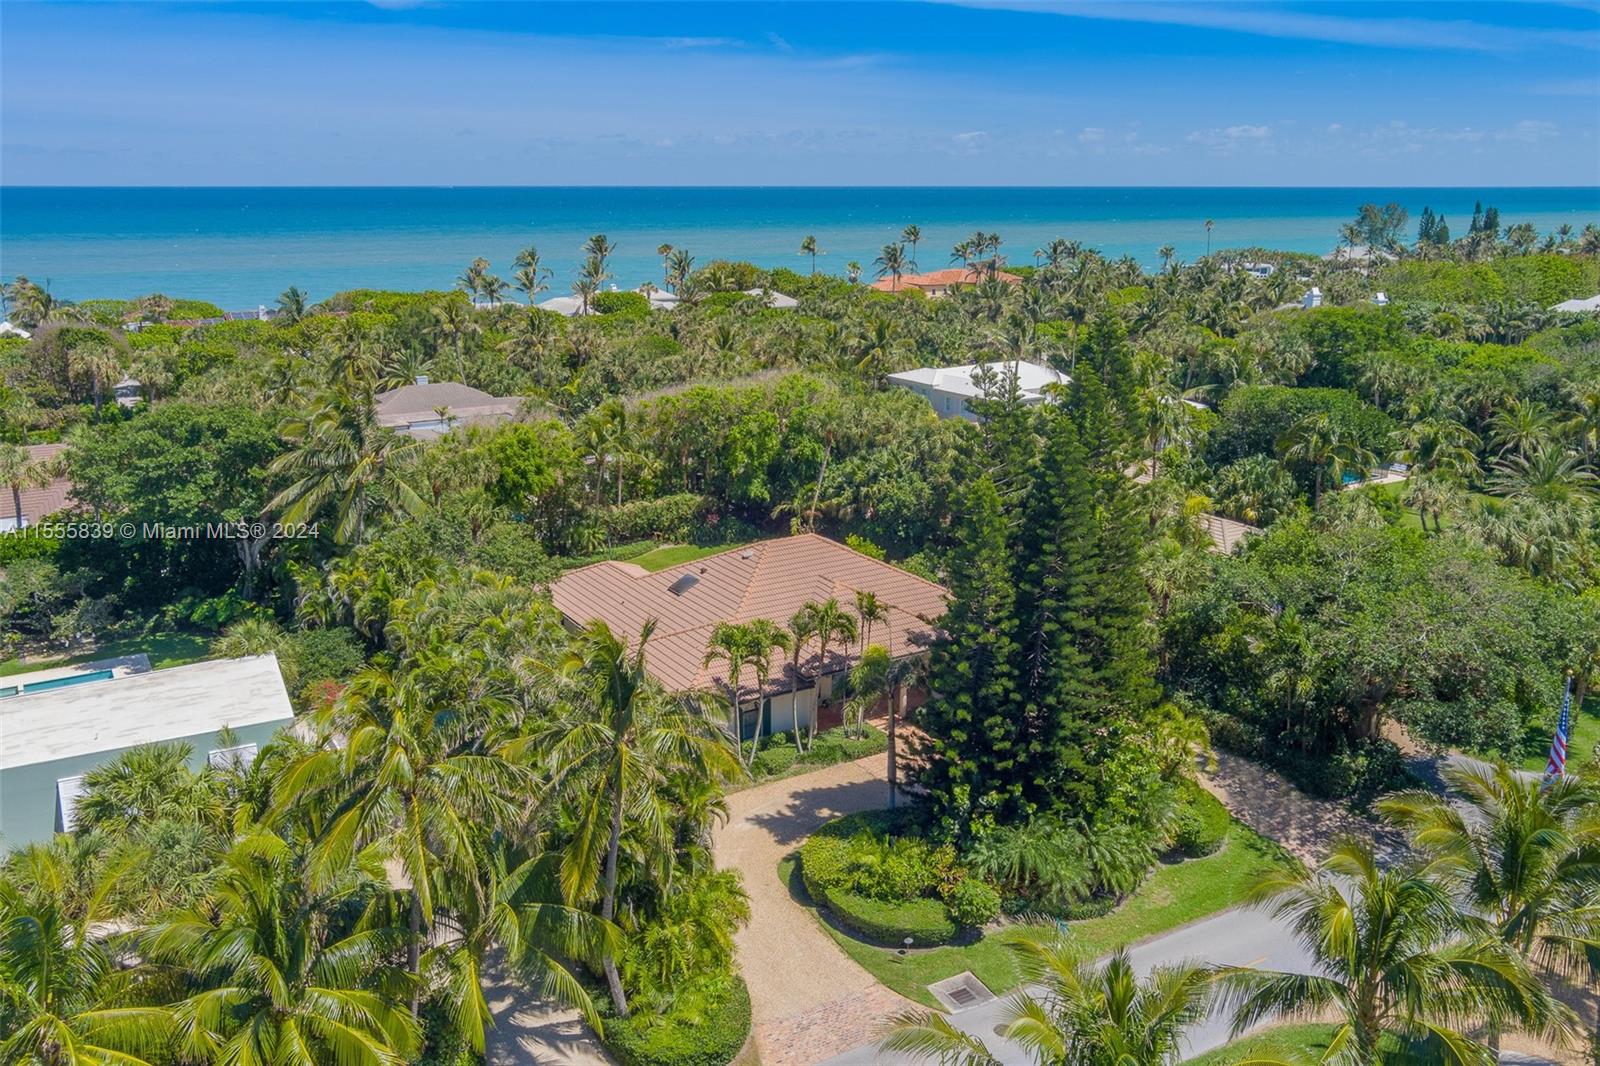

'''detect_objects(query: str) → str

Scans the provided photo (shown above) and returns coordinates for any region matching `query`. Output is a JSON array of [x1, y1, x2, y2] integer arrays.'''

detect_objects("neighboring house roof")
[[1551, 294, 1600, 313], [373, 381, 521, 436], [550, 534, 947, 701], [1199, 513, 1259, 555], [0, 654, 294, 770], [870, 267, 1023, 293], [887, 360, 1068, 400], [536, 295, 589, 316], [0, 322, 31, 339], [0, 444, 73, 528], [743, 288, 799, 309]]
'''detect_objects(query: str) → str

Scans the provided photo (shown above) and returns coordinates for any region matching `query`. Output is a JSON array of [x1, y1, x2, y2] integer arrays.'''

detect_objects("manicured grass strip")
[[786, 821, 1300, 1010], [628, 543, 744, 572], [0, 629, 213, 677], [1182, 1023, 1338, 1065]]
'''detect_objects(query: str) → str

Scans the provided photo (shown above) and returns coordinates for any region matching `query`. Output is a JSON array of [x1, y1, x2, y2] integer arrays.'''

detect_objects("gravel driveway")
[[713, 754, 917, 1066]]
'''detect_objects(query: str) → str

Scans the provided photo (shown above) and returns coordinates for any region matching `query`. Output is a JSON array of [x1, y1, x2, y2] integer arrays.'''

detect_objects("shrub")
[[287, 626, 364, 685], [808, 725, 887, 762], [591, 290, 651, 316], [941, 876, 1001, 927], [602, 974, 751, 1066], [1059, 896, 1119, 921], [601, 494, 709, 543], [821, 888, 959, 946], [1170, 783, 1229, 858], [751, 744, 798, 777]]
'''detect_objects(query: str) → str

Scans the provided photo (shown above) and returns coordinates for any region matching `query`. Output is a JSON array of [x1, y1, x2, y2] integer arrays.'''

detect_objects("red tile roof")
[[870, 267, 1023, 293], [550, 534, 947, 700], [1, 444, 74, 527]]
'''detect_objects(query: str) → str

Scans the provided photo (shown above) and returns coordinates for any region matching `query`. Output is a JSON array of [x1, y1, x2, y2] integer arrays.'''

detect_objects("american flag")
[[1544, 677, 1574, 783]]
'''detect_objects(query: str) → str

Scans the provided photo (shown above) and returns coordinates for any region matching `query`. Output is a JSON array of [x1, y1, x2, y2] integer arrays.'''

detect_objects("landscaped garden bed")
[[597, 974, 752, 1066], [735, 724, 888, 788]]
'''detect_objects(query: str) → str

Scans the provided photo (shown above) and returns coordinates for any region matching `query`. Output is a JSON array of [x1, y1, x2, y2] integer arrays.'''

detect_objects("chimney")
[[415, 374, 430, 386]]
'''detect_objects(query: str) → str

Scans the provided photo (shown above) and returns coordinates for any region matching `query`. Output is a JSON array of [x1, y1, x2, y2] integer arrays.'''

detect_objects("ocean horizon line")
[[5, 183, 1600, 192]]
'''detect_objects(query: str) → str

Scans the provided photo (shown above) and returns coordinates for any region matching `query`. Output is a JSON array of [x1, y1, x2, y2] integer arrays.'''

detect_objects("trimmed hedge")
[[819, 888, 958, 946], [602, 975, 751, 1066]]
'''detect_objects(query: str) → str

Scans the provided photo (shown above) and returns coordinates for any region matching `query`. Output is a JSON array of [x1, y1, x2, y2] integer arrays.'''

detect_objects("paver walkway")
[[713, 753, 918, 1066], [482, 952, 614, 1066], [1199, 751, 1404, 865]]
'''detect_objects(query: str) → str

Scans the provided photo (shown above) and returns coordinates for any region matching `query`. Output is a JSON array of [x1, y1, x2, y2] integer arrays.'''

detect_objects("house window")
[[208, 742, 259, 770], [56, 775, 86, 832]]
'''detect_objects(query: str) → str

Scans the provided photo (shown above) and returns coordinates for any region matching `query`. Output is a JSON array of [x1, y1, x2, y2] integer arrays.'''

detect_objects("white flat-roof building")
[[743, 288, 799, 309], [0, 654, 295, 849], [1551, 294, 1600, 314], [887, 360, 1070, 421]]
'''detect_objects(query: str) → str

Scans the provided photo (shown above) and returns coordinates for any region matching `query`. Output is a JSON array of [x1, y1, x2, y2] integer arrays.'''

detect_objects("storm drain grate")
[[927, 971, 996, 1013]]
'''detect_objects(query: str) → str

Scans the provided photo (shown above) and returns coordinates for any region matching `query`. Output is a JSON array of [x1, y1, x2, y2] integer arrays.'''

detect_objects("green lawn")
[[1182, 1023, 1338, 1065], [1357, 480, 1496, 532], [0, 629, 213, 677], [1520, 695, 1599, 774], [628, 543, 743, 572], [784, 821, 1301, 1010]]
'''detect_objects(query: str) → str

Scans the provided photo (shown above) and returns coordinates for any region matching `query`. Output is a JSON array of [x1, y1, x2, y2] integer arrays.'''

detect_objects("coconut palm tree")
[[901, 225, 922, 269], [800, 235, 820, 275], [1204, 219, 1215, 256], [1217, 837, 1570, 1066], [745, 619, 791, 760], [428, 298, 482, 381], [1394, 417, 1481, 483], [704, 621, 762, 759], [1158, 244, 1176, 271], [536, 619, 738, 1017], [66, 337, 124, 418], [883, 934, 1216, 1066], [874, 243, 908, 290], [583, 234, 615, 275], [1277, 412, 1376, 509], [142, 827, 421, 1065], [0, 874, 173, 1066], [656, 243, 674, 285], [0, 441, 55, 530], [853, 589, 886, 659], [782, 608, 819, 755], [1377, 760, 1600, 1054], [513, 246, 553, 304], [276, 285, 309, 323], [666, 248, 695, 295], [274, 659, 527, 1013], [803, 598, 857, 749], [265, 385, 426, 544], [457, 257, 490, 303], [846, 261, 862, 286]]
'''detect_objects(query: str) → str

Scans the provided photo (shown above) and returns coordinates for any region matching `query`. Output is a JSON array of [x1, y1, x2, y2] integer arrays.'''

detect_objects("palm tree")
[[1158, 244, 1176, 271], [1394, 417, 1481, 483], [143, 828, 421, 1065], [883, 933, 1216, 1066], [800, 235, 820, 275], [574, 257, 606, 315], [846, 261, 862, 286], [783, 608, 819, 754], [745, 619, 791, 760], [266, 386, 426, 544], [901, 225, 922, 269], [1277, 412, 1376, 509], [274, 660, 527, 1012], [0, 441, 55, 530], [0, 876, 173, 1065], [457, 256, 490, 303], [704, 621, 762, 760], [513, 246, 553, 304], [884, 653, 927, 808], [583, 233, 615, 275], [1217, 837, 1569, 1066], [428, 298, 482, 381], [656, 243, 674, 285], [1489, 398, 1554, 458], [1377, 761, 1600, 1054], [873, 243, 908, 290], [666, 248, 695, 295], [803, 598, 857, 749], [67, 338, 124, 418], [1204, 218, 1215, 256], [276, 285, 308, 323], [536, 619, 738, 1017], [1489, 444, 1598, 505], [853, 589, 886, 659]]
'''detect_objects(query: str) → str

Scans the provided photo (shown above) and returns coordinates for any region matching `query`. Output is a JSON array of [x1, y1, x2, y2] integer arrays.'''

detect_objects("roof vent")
[[740, 549, 754, 560], [667, 573, 699, 597], [415, 374, 430, 386]]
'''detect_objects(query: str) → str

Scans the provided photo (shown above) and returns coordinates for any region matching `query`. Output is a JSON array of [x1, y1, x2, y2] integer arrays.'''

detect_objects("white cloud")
[[1077, 127, 1107, 143], [766, 32, 795, 53], [952, 130, 989, 142], [1497, 119, 1561, 142], [1186, 124, 1272, 149]]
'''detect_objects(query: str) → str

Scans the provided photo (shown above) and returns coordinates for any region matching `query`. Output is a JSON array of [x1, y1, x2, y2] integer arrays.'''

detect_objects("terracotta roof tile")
[[1, 444, 74, 527], [550, 534, 947, 700]]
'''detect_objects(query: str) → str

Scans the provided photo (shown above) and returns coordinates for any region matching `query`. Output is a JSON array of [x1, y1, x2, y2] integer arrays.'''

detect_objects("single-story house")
[[743, 288, 799, 309], [869, 267, 1022, 296], [1551, 294, 1600, 314], [374, 378, 522, 438], [1198, 513, 1259, 555], [1, 443, 73, 533], [550, 534, 946, 739], [888, 360, 1069, 421], [0, 654, 295, 849], [536, 295, 589, 317]]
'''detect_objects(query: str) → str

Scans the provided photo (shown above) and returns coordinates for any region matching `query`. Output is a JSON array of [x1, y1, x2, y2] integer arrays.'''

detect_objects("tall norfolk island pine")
[[917, 327, 1158, 840]]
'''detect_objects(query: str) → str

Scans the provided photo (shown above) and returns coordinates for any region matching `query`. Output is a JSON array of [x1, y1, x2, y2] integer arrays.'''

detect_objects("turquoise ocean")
[[2, 186, 1597, 308]]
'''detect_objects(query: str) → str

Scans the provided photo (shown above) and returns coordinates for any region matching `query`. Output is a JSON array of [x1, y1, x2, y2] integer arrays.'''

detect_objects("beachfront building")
[[869, 267, 1022, 297], [1, 443, 72, 533], [743, 288, 799, 309], [0, 654, 295, 849], [374, 378, 522, 438], [550, 534, 946, 740], [888, 360, 1069, 421]]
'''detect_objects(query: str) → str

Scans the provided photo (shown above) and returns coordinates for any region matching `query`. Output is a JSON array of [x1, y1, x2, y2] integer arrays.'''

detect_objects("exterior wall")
[[0, 718, 289, 851], [739, 687, 817, 740]]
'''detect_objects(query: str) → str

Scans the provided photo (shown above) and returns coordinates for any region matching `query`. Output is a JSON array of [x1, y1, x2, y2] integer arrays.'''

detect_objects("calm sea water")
[[2, 186, 1598, 308]]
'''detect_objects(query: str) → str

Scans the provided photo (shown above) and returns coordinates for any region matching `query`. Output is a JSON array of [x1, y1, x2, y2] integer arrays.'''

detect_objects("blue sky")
[[3, 1, 1598, 185]]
